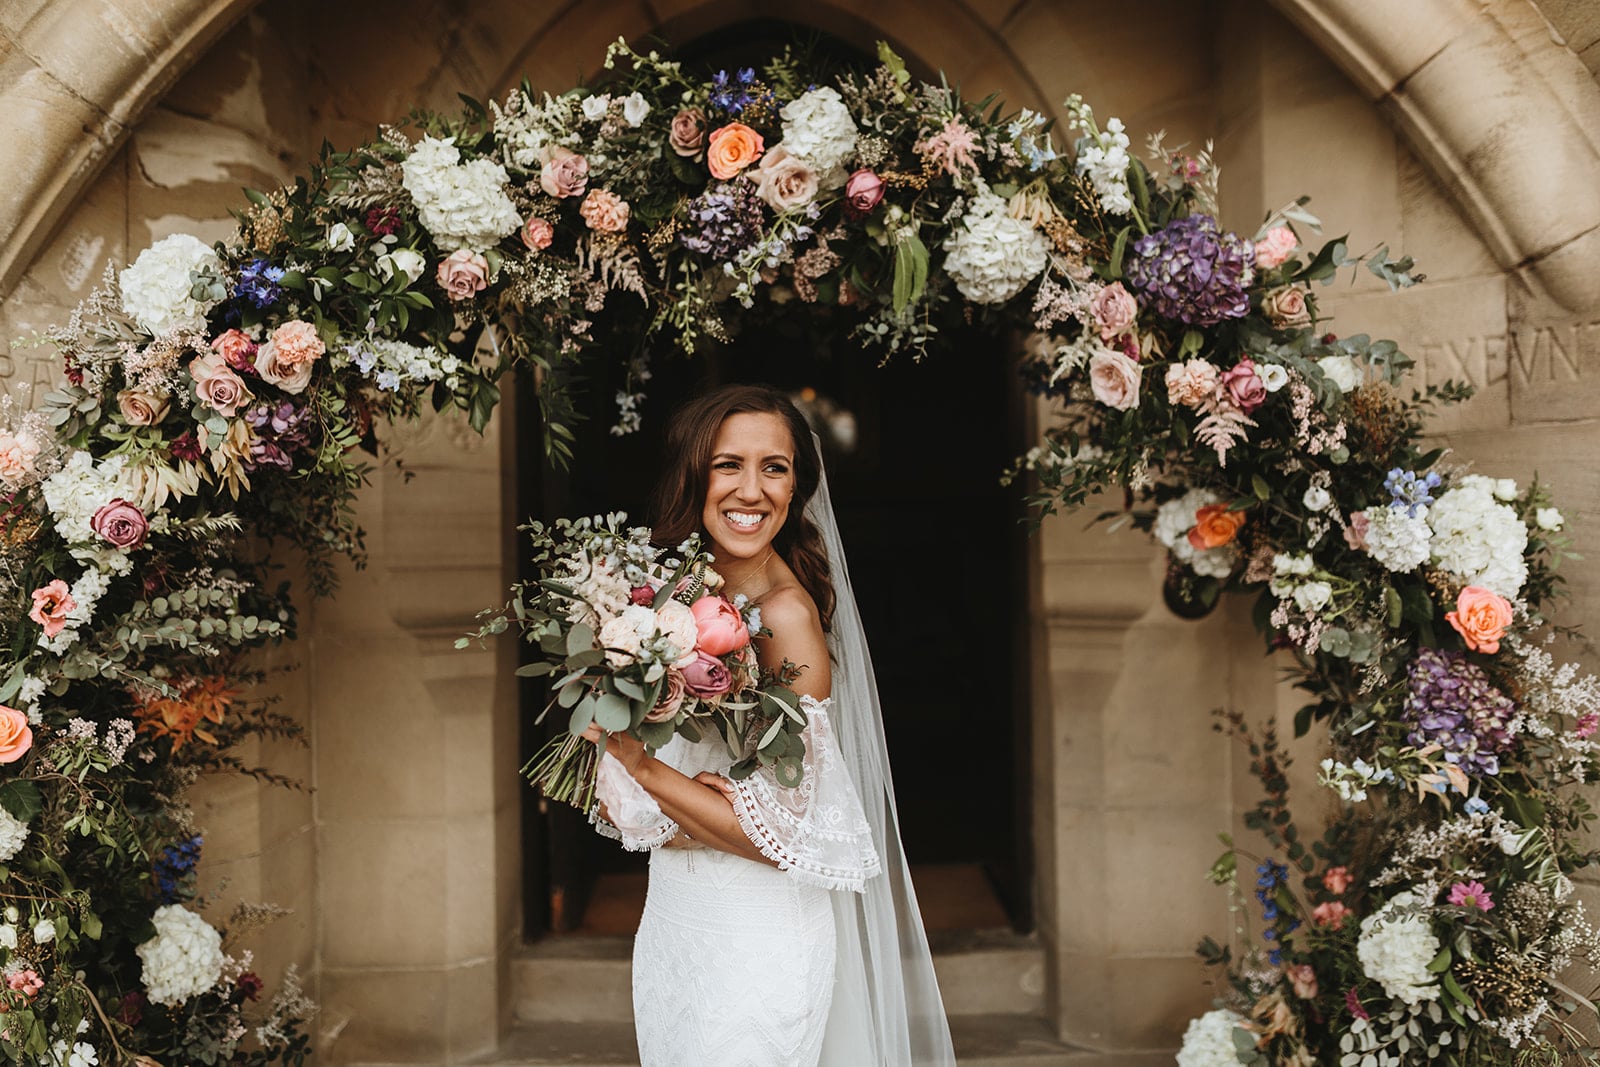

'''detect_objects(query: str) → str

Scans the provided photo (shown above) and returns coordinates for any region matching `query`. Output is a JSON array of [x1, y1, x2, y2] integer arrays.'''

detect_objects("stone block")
[[1101, 806, 1232, 956], [319, 966, 451, 1064], [1505, 270, 1600, 425], [1103, 953, 1214, 1050], [318, 818, 450, 968]]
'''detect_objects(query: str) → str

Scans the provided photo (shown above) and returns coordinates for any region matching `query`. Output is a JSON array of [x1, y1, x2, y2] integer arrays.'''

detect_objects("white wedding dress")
[[592, 696, 881, 1066]]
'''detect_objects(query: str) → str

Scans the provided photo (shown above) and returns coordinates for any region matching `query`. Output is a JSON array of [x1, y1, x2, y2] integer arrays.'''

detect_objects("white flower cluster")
[[942, 190, 1050, 306], [598, 600, 699, 668], [493, 90, 579, 168], [1152, 488, 1236, 578], [44, 1041, 98, 1067], [344, 337, 462, 392], [1269, 553, 1333, 613], [778, 87, 858, 188], [1356, 891, 1441, 1006], [1066, 96, 1132, 216], [401, 135, 522, 252], [1175, 1008, 1246, 1067], [136, 904, 225, 1006], [562, 554, 634, 630], [41, 451, 122, 545], [1362, 505, 1431, 573], [0, 805, 29, 862], [1428, 475, 1528, 597], [1319, 756, 1396, 802], [119, 233, 223, 336]]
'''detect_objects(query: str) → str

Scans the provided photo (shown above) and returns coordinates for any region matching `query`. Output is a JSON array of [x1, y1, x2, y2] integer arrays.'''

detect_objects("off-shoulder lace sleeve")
[[590, 750, 679, 851], [720, 696, 882, 893]]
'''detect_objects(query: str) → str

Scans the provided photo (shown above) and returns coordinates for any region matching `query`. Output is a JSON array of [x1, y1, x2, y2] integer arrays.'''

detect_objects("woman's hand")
[[693, 771, 737, 803], [581, 723, 650, 777]]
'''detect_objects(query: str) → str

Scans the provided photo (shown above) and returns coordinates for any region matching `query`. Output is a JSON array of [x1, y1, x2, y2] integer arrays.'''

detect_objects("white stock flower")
[[326, 222, 356, 252], [942, 191, 1050, 305], [621, 92, 650, 127], [1073, 116, 1133, 216], [1536, 507, 1564, 531], [1317, 354, 1364, 392], [118, 233, 222, 336], [33, 918, 55, 944], [1428, 475, 1528, 597], [778, 87, 858, 188], [1176, 1008, 1246, 1067], [135, 904, 225, 1006], [1357, 891, 1441, 1006], [400, 135, 522, 252], [0, 806, 29, 862], [1362, 505, 1432, 573]]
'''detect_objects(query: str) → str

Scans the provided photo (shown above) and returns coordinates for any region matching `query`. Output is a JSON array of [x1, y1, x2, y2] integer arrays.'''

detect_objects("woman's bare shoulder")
[[755, 583, 822, 636], [753, 584, 830, 697]]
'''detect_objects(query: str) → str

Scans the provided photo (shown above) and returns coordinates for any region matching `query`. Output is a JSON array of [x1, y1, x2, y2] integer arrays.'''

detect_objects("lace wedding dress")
[[592, 695, 881, 1066]]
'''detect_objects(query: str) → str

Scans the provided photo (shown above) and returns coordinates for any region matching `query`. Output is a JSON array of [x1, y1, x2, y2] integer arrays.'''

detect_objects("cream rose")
[[1089, 349, 1141, 411], [189, 354, 251, 416], [254, 346, 314, 395], [1263, 286, 1311, 328], [436, 248, 490, 301], [1090, 282, 1138, 340], [753, 147, 818, 213]]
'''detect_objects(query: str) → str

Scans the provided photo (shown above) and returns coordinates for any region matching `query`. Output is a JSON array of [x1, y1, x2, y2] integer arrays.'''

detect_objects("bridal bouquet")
[[461, 514, 807, 810]]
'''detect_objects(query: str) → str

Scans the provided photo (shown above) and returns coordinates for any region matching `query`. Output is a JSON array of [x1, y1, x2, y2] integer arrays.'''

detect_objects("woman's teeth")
[[727, 511, 763, 528]]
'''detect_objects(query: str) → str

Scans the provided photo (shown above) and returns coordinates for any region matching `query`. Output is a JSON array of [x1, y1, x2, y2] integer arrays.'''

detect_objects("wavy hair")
[[651, 384, 834, 630]]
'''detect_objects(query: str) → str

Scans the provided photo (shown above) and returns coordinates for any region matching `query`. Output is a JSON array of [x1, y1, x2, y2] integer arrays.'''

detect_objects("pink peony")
[[540, 147, 589, 199], [1164, 359, 1218, 408], [1311, 901, 1351, 929], [1088, 349, 1141, 411], [844, 169, 885, 215], [522, 216, 554, 252], [1343, 512, 1370, 550], [753, 148, 818, 214], [1219, 358, 1266, 414], [188, 354, 251, 416], [0, 705, 32, 764], [1448, 880, 1494, 912], [29, 579, 76, 637], [210, 328, 258, 372], [691, 596, 749, 656], [1255, 225, 1299, 269], [1322, 865, 1354, 895], [264, 320, 324, 366], [578, 189, 631, 233], [646, 668, 687, 722], [437, 248, 490, 301], [92, 498, 148, 549], [669, 108, 707, 158], [1090, 282, 1138, 340], [682, 651, 733, 698]]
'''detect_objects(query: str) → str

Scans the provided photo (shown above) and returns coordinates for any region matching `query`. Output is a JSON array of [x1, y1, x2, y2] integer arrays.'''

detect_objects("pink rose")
[[264, 320, 325, 366], [690, 596, 749, 656], [1322, 866, 1354, 895], [1310, 901, 1351, 929], [253, 345, 313, 395], [753, 148, 818, 214], [540, 147, 590, 199], [0, 429, 40, 489], [1286, 964, 1318, 1000], [91, 497, 148, 549], [1219, 358, 1266, 414], [646, 669, 687, 722], [437, 248, 490, 301], [1262, 286, 1311, 328], [1088, 349, 1142, 411], [210, 329, 258, 372], [29, 579, 75, 637], [0, 705, 30, 764], [682, 651, 733, 698], [522, 216, 554, 252], [117, 388, 170, 426], [669, 108, 707, 158], [1090, 282, 1138, 340], [1343, 512, 1370, 550], [1255, 225, 1298, 269], [189, 354, 251, 415], [1164, 359, 1219, 408], [578, 189, 631, 233], [844, 169, 885, 215]]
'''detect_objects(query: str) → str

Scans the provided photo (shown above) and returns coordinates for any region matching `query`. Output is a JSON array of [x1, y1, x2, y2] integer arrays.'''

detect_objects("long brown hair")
[[651, 385, 835, 630]]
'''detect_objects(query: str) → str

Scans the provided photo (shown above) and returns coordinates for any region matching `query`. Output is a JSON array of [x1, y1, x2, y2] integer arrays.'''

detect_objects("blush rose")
[[1088, 349, 1141, 411], [646, 668, 688, 722], [189, 354, 251, 416], [669, 108, 707, 158], [1263, 286, 1311, 328], [540, 148, 590, 199], [92, 498, 149, 549], [117, 388, 170, 426], [1255, 225, 1298, 269], [1090, 282, 1138, 340], [522, 216, 554, 252], [754, 148, 818, 213], [437, 249, 490, 301]]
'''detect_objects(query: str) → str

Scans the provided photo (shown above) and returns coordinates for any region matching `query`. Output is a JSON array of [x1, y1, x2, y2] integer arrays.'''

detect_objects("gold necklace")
[[727, 548, 776, 602]]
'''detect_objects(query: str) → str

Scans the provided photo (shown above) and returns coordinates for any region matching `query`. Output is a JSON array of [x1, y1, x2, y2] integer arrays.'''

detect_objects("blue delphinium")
[[235, 257, 286, 309], [1385, 467, 1441, 517], [153, 834, 203, 904], [708, 68, 757, 115], [1255, 859, 1300, 966], [1123, 215, 1253, 326]]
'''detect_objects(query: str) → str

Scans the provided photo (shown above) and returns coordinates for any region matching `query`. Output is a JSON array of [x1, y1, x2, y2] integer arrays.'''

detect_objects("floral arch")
[[0, 31, 1596, 1067]]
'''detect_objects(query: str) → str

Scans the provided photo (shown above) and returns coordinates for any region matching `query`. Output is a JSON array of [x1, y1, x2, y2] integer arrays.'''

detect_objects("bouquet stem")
[[522, 732, 600, 812]]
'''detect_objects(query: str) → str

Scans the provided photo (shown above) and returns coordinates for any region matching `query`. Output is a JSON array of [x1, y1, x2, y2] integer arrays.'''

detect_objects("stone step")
[[475, 1014, 1092, 1066], [512, 931, 1046, 1024]]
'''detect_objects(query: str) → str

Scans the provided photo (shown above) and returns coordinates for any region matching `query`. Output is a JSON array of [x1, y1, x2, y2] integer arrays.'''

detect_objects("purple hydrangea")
[[679, 181, 766, 260], [243, 399, 308, 471], [1404, 648, 1516, 776], [1123, 214, 1254, 326]]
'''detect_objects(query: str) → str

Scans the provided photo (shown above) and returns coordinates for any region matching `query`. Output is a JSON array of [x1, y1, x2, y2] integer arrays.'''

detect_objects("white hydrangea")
[[778, 87, 858, 189], [400, 136, 522, 252], [135, 904, 224, 1007], [41, 451, 123, 545], [1154, 488, 1236, 579], [1317, 355, 1365, 392], [943, 191, 1050, 305], [1357, 891, 1441, 1006], [0, 806, 29, 862], [1176, 1008, 1246, 1067], [1428, 475, 1528, 598], [118, 233, 223, 336], [1363, 505, 1432, 573]]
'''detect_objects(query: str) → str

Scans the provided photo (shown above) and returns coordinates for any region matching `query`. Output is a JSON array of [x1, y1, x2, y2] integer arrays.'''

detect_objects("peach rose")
[[189, 354, 251, 416], [1255, 225, 1298, 269], [646, 668, 687, 722], [669, 108, 707, 158], [29, 579, 75, 638], [706, 122, 764, 180], [1088, 349, 1141, 411], [437, 248, 490, 301], [578, 189, 631, 233], [0, 429, 40, 489], [0, 705, 32, 764], [254, 345, 313, 395], [539, 147, 589, 199], [1090, 282, 1138, 340], [753, 147, 818, 213], [265, 320, 325, 366], [1263, 286, 1311, 328], [117, 388, 170, 426], [1310, 901, 1351, 929], [1321, 865, 1353, 895], [1187, 503, 1246, 550], [1164, 359, 1219, 408], [691, 596, 749, 656], [1446, 585, 1514, 654], [210, 328, 258, 371], [522, 216, 554, 252]]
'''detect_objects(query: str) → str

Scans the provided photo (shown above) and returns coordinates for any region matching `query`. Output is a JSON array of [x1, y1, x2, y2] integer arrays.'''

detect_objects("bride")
[[585, 384, 956, 1066]]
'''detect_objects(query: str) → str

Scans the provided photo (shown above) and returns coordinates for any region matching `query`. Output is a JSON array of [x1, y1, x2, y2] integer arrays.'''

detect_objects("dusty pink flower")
[[1575, 713, 1599, 738], [522, 216, 554, 252], [1090, 282, 1138, 340], [1345, 988, 1369, 1021], [253, 345, 313, 395], [1311, 901, 1352, 929], [844, 169, 884, 214], [1322, 865, 1354, 895], [646, 668, 687, 722], [29, 579, 75, 637], [1343, 512, 1370, 550], [437, 248, 490, 301], [669, 108, 707, 158], [753, 148, 818, 213], [6, 970, 41, 997], [210, 328, 258, 372], [682, 651, 733, 698], [1263, 286, 1311, 328], [1448, 880, 1494, 912], [117, 388, 170, 426], [1088, 349, 1141, 411], [92, 498, 148, 549], [1286, 963, 1318, 1000], [1256, 225, 1299, 269], [1220, 358, 1267, 414], [915, 118, 978, 174], [578, 189, 631, 233], [540, 147, 589, 199], [1163, 358, 1219, 408], [264, 320, 324, 366], [189, 354, 251, 416]]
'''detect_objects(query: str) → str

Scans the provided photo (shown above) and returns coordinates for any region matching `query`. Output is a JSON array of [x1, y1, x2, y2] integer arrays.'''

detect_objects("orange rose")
[[706, 122, 764, 180], [0, 705, 32, 764], [1446, 585, 1513, 654], [1187, 503, 1246, 550]]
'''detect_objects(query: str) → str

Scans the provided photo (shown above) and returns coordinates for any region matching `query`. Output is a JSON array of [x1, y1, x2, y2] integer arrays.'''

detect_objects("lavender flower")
[[1385, 468, 1441, 517], [679, 181, 767, 260], [243, 400, 308, 471], [1123, 215, 1253, 326], [234, 257, 286, 309], [1404, 648, 1517, 776]]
